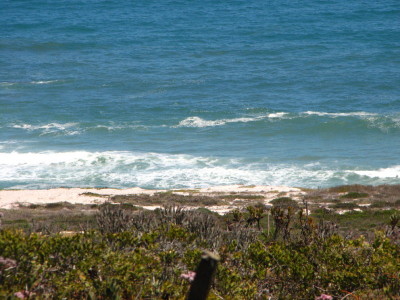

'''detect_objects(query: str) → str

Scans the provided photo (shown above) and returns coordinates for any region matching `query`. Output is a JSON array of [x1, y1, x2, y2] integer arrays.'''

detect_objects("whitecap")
[[11, 122, 79, 135], [175, 111, 295, 128], [29, 80, 60, 85], [0, 82, 17, 86], [12, 122, 77, 130], [93, 124, 148, 131], [0, 150, 340, 189], [176, 116, 249, 128], [267, 112, 289, 119], [300, 111, 400, 132], [175, 114, 278, 128], [302, 111, 377, 117], [363, 114, 400, 132], [2, 150, 400, 189], [0, 80, 61, 86], [352, 166, 400, 179], [39, 123, 78, 134], [12, 124, 34, 130]]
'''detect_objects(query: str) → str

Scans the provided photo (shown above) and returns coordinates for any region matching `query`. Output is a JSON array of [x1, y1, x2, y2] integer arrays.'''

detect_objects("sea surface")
[[1, 0, 399, 189]]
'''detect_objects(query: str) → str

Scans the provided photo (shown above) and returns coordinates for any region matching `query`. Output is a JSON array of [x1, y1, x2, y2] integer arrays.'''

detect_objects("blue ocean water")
[[1, 0, 399, 189]]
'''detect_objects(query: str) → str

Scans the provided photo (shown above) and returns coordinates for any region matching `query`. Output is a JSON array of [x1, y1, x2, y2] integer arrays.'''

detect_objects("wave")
[[0, 82, 17, 87], [8, 122, 150, 136], [11, 122, 80, 136], [175, 111, 400, 132], [5, 111, 400, 137], [302, 111, 400, 132], [0, 141, 18, 152], [352, 166, 400, 179], [175, 116, 259, 128], [1, 151, 400, 189], [268, 112, 289, 118], [11, 123, 77, 130], [29, 80, 61, 85], [175, 113, 289, 128], [0, 80, 62, 87], [302, 111, 377, 117], [92, 124, 148, 131]]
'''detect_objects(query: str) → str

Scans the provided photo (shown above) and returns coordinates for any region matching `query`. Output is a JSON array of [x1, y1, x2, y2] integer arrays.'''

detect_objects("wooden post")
[[186, 251, 220, 300]]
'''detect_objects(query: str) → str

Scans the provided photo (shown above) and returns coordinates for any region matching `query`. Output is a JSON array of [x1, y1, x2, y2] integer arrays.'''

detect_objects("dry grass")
[[0, 204, 98, 232], [217, 194, 265, 200], [305, 184, 400, 206], [1, 184, 399, 238], [302, 185, 400, 236], [110, 192, 227, 206]]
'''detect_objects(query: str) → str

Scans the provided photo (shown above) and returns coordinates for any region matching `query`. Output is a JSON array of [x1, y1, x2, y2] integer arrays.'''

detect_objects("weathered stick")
[[186, 250, 220, 300]]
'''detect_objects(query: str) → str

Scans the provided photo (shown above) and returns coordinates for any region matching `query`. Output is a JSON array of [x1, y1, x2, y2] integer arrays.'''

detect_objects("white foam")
[[29, 80, 60, 85], [303, 111, 377, 117], [0, 141, 17, 145], [0, 151, 91, 165], [11, 124, 34, 130], [1, 150, 400, 189], [0, 82, 17, 86], [267, 112, 289, 118], [175, 113, 288, 128], [362, 114, 400, 132], [0, 150, 338, 189], [300, 111, 400, 132], [176, 116, 261, 128], [0, 80, 60, 86], [12, 122, 77, 130], [94, 124, 147, 131], [11, 122, 79, 135], [352, 166, 400, 179], [10, 121, 150, 135]]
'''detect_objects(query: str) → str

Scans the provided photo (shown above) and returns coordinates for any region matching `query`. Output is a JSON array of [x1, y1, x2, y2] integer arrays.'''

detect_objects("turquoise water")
[[1, 0, 399, 189]]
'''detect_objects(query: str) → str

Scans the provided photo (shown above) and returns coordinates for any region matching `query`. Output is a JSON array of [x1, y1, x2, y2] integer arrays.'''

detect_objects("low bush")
[[370, 200, 393, 208], [111, 193, 223, 206], [0, 200, 399, 298], [270, 197, 299, 209], [340, 192, 369, 199], [328, 184, 372, 193], [329, 202, 360, 209], [0, 223, 399, 299]]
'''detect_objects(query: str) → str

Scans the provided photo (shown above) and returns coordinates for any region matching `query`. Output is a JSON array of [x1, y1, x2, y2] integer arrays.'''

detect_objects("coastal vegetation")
[[0, 185, 400, 299]]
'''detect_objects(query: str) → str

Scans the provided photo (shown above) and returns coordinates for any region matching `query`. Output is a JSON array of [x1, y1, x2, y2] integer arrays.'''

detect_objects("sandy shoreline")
[[0, 185, 304, 210]]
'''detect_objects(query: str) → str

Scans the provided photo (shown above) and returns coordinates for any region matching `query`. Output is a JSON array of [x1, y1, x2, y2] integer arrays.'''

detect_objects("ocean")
[[1, 0, 399, 189]]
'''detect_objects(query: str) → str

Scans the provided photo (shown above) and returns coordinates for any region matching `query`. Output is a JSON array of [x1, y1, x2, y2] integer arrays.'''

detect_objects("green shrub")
[[340, 192, 369, 199], [329, 202, 360, 209], [270, 197, 299, 209], [218, 194, 265, 200], [328, 184, 369, 193], [44, 202, 75, 209], [1, 199, 400, 299], [370, 201, 392, 208]]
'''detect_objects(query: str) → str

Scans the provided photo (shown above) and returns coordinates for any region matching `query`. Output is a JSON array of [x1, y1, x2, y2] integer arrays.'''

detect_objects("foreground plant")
[[0, 205, 399, 299]]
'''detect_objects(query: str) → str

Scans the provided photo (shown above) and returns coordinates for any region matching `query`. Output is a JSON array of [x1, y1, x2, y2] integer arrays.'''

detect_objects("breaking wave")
[[352, 166, 400, 179], [11, 123, 80, 136], [1, 151, 400, 189], [6, 111, 400, 136], [0, 80, 62, 86], [175, 111, 400, 132], [175, 112, 289, 128], [302, 111, 377, 117]]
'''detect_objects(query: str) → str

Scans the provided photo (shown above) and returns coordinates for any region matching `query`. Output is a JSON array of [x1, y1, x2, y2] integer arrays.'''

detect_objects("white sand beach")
[[0, 185, 304, 211]]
